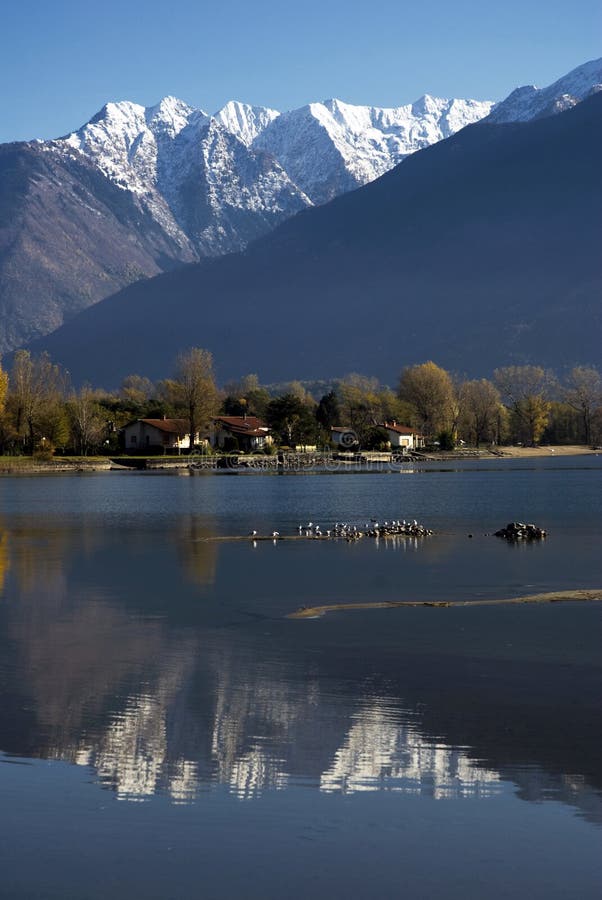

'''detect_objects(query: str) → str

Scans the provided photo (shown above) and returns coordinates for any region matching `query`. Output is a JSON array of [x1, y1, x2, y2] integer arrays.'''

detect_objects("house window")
[[130, 435, 137, 445]]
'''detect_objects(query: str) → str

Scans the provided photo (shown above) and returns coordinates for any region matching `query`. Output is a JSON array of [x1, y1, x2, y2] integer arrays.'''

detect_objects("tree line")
[[0, 349, 601, 456]]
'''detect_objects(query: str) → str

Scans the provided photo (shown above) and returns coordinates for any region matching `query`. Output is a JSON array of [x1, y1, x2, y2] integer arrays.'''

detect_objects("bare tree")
[[458, 379, 502, 447], [337, 374, 382, 441], [9, 351, 69, 453], [120, 375, 155, 408], [68, 385, 108, 455], [494, 366, 556, 446], [563, 366, 602, 445], [334, 374, 407, 444], [173, 348, 220, 450]]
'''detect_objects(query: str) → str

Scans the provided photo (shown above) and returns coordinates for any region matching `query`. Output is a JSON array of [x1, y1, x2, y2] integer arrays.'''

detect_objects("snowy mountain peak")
[[213, 101, 280, 146], [69, 96, 206, 151], [411, 93, 443, 115], [488, 57, 602, 123], [7, 57, 600, 360], [558, 57, 602, 98], [323, 97, 346, 112], [87, 100, 147, 128], [54, 57, 600, 273], [252, 94, 494, 203], [60, 93, 308, 258], [145, 96, 206, 136], [320, 98, 378, 132], [149, 94, 194, 115]]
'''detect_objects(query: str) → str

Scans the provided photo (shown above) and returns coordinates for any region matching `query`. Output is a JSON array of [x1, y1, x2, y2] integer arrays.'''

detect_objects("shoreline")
[[0, 459, 115, 475], [0, 444, 599, 476]]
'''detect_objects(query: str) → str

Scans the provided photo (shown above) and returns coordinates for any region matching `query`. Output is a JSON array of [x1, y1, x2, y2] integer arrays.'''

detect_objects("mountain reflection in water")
[[1, 466, 602, 841]]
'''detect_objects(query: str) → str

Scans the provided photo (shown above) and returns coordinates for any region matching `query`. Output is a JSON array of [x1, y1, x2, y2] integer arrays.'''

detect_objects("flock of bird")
[[249, 519, 433, 541]]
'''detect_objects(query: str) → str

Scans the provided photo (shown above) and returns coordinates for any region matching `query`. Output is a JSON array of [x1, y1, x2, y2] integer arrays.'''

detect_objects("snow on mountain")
[[64, 99, 201, 252], [63, 92, 495, 236], [44, 57, 602, 265], [251, 95, 494, 204], [65, 97, 205, 194], [64, 98, 308, 256], [214, 101, 280, 146], [159, 117, 311, 254], [7, 57, 599, 358], [26, 57, 602, 259], [487, 57, 602, 123]]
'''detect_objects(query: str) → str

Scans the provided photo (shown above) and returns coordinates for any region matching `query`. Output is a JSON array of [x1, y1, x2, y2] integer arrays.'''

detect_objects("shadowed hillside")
[[0, 142, 195, 353]]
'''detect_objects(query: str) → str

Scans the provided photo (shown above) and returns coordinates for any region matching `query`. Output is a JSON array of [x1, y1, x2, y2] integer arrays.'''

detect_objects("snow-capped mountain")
[[214, 101, 280, 146], [56, 54, 602, 238], [63, 97, 204, 253], [2, 57, 601, 357], [252, 95, 494, 204], [62, 92, 494, 242], [62, 56, 602, 246], [33, 89, 602, 388], [3, 89, 496, 355], [487, 57, 602, 123], [64, 97, 309, 256]]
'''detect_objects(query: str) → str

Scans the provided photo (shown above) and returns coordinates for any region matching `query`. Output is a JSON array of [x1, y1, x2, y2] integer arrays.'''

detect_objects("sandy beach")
[[490, 444, 601, 458]]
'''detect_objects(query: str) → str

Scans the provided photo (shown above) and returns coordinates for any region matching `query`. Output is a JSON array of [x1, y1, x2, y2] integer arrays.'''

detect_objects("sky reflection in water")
[[1, 461, 602, 897]]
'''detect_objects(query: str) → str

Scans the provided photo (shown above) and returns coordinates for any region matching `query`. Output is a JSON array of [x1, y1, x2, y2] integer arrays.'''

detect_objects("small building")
[[122, 418, 197, 453], [382, 422, 425, 452], [330, 427, 359, 449], [209, 416, 272, 452]]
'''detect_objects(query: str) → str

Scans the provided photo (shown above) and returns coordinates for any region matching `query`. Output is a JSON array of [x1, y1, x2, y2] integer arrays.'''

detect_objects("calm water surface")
[[1, 459, 602, 898]]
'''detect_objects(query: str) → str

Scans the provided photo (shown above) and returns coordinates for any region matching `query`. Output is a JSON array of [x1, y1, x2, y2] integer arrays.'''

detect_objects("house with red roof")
[[382, 422, 425, 452], [122, 418, 197, 453], [209, 416, 272, 452]]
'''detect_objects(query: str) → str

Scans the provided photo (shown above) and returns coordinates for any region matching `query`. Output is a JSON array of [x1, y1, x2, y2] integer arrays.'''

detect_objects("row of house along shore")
[[121, 416, 272, 454], [121, 416, 425, 454]]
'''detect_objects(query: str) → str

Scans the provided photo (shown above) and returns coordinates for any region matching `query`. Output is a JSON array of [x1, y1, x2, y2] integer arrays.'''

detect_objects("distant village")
[[0, 348, 601, 458], [122, 415, 425, 457]]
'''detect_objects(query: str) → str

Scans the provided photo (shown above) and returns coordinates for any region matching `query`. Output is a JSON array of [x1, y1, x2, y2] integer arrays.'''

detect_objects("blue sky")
[[1, 0, 600, 143]]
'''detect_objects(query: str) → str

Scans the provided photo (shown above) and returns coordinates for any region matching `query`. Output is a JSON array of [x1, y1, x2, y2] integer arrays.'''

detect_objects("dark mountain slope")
[[28, 94, 602, 386], [0, 142, 194, 353]]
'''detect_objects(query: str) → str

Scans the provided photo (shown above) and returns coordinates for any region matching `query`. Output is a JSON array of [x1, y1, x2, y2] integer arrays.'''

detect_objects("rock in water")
[[494, 522, 547, 541]]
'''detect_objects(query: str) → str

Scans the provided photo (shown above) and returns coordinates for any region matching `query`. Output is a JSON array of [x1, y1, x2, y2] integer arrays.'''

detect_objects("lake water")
[[1, 458, 602, 899]]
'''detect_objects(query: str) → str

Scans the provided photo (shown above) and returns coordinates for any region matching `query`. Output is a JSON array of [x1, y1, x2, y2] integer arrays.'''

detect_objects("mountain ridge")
[[0, 88, 494, 354], [487, 56, 602, 122], [26, 92, 602, 387], [1, 56, 600, 356]]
